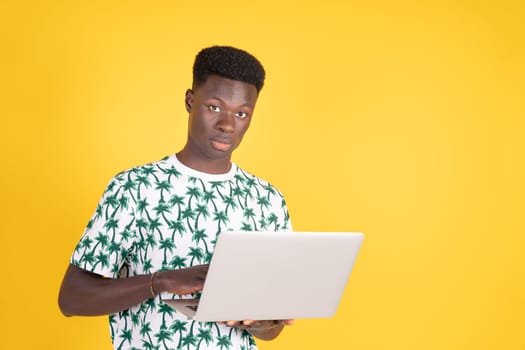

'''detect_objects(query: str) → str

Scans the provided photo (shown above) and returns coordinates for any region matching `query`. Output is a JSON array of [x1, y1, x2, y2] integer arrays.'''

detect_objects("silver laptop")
[[162, 231, 364, 322]]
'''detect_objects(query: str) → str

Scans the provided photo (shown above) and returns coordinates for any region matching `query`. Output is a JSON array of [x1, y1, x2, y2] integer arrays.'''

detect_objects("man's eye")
[[235, 112, 248, 119], [209, 105, 221, 112]]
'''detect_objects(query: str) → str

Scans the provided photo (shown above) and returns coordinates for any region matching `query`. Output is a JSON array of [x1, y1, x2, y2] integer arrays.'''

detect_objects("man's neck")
[[176, 150, 232, 175]]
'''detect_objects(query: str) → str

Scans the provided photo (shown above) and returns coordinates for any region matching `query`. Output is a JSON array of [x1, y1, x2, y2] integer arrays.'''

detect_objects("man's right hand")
[[154, 264, 209, 295]]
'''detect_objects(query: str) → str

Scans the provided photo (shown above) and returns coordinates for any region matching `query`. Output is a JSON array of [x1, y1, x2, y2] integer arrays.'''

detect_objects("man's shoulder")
[[234, 165, 266, 183], [104, 155, 177, 188], [234, 165, 284, 195], [114, 155, 173, 177]]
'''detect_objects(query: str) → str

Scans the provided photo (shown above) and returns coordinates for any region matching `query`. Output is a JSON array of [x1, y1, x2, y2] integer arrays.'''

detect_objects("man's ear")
[[185, 89, 194, 113]]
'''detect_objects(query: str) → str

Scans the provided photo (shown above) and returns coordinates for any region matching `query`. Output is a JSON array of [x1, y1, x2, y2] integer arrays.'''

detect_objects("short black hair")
[[193, 46, 266, 93]]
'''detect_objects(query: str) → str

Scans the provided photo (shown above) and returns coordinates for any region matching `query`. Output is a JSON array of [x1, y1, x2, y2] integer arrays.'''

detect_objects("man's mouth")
[[211, 139, 232, 151]]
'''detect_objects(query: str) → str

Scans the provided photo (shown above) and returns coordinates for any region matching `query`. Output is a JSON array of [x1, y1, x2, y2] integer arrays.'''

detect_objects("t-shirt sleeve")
[[279, 193, 293, 231], [70, 173, 136, 278], [268, 184, 293, 232]]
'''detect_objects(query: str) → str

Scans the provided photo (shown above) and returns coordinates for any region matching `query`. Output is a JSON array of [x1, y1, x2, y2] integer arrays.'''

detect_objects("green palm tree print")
[[70, 155, 291, 349]]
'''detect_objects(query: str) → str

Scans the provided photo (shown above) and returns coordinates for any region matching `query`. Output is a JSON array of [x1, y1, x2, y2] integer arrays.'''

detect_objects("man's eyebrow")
[[208, 96, 254, 108], [208, 96, 225, 103]]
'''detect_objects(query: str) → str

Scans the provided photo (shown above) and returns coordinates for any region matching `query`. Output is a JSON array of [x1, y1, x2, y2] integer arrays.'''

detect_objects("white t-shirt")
[[71, 154, 292, 350]]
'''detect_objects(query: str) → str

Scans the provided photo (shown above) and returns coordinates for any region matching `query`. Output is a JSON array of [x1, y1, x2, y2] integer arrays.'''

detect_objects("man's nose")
[[216, 112, 235, 133]]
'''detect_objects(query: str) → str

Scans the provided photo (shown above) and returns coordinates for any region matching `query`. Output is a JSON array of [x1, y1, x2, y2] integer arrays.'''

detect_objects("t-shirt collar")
[[167, 154, 237, 181]]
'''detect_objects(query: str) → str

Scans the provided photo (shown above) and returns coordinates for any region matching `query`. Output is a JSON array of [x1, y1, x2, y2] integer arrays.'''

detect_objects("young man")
[[59, 46, 293, 350]]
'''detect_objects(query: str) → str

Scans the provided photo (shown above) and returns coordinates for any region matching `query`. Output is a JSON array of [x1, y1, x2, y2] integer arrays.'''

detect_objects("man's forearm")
[[58, 264, 154, 316]]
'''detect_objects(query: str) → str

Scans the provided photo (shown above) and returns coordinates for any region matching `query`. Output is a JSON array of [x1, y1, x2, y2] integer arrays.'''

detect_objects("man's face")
[[184, 75, 258, 168]]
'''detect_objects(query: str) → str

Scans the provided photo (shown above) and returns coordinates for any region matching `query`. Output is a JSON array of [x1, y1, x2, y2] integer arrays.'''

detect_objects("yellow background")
[[2, 1, 524, 349]]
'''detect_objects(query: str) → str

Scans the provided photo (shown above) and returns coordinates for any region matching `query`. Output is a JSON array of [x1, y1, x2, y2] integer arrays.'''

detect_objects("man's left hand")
[[219, 319, 294, 341]]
